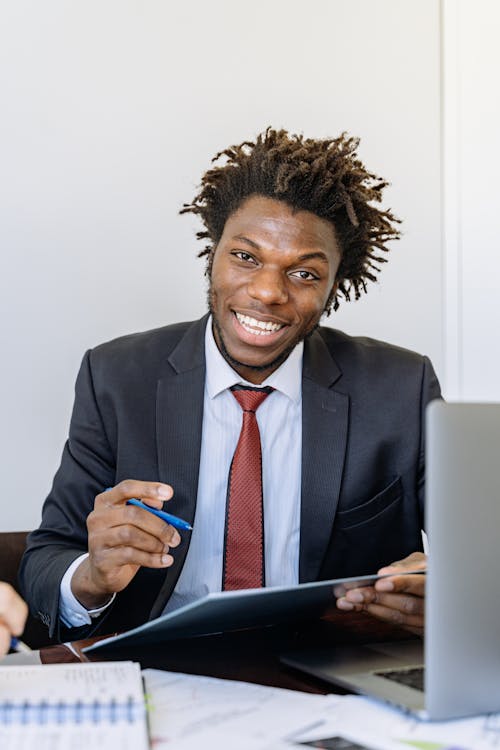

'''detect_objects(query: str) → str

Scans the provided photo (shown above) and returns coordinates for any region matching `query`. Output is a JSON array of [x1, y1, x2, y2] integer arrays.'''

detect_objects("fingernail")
[[166, 534, 180, 550], [161, 554, 173, 566], [376, 579, 394, 592], [347, 591, 364, 603], [157, 486, 172, 499], [336, 597, 354, 611]]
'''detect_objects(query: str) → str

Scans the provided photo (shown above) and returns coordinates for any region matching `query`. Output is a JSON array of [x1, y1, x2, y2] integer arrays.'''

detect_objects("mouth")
[[234, 312, 286, 337]]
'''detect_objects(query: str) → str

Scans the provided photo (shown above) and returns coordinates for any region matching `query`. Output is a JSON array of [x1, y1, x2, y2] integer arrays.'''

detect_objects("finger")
[[333, 584, 347, 598], [92, 524, 179, 557], [341, 585, 378, 605], [364, 601, 424, 631], [341, 585, 424, 616], [123, 505, 181, 547], [336, 597, 364, 612], [375, 573, 426, 597], [93, 545, 174, 571], [0, 625, 10, 656], [367, 591, 424, 617], [88, 505, 181, 547], [378, 551, 427, 576], [0, 583, 28, 635], [336, 584, 377, 612], [94, 480, 173, 510]]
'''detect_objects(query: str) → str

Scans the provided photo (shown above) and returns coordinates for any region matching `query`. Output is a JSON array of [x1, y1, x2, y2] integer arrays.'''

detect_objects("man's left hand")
[[336, 551, 427, 636]]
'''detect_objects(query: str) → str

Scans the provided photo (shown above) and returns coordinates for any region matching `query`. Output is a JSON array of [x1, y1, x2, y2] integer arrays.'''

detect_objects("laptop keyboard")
[[374, 666, 425, 692]]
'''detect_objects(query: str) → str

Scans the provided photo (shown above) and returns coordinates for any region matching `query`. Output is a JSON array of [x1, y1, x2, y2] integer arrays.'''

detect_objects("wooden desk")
[[36, 611, 415, 694]]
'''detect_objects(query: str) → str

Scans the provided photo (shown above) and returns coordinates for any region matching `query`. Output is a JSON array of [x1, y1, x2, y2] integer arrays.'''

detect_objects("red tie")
[[223, 386, 272, 591]]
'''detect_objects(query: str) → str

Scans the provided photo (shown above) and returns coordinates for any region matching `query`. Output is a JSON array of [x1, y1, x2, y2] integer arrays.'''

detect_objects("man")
[[20, 129, 440, 642]]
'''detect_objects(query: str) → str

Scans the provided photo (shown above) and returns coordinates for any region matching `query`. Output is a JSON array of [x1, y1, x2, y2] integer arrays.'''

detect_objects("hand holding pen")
[[70, 480, 192, 611], [0, 582, 28, 657]]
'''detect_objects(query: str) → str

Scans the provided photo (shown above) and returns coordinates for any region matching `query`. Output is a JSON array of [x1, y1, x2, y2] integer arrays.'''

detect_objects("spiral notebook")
[[0, 661, 149, 749]]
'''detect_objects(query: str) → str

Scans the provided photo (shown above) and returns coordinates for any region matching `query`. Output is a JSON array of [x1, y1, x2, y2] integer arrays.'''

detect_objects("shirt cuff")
[[59, 552, 116, 628]]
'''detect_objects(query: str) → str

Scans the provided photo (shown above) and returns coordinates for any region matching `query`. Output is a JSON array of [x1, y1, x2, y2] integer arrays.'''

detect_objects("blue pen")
[[126, 497, 193, 532], [10, 637, 32, 654]]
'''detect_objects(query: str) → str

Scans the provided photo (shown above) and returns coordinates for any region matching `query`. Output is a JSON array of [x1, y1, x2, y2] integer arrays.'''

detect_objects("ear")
[[206, 244, 217, 278], [328, 280, 339, 301], [323, 281, 339, 317]]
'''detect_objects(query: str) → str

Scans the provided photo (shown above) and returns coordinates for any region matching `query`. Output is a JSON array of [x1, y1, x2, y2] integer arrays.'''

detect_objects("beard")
[[208, 283, 321, 376]]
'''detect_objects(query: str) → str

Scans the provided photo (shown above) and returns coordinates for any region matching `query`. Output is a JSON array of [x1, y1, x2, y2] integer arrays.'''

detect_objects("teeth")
[[236, 313, 283, 336]]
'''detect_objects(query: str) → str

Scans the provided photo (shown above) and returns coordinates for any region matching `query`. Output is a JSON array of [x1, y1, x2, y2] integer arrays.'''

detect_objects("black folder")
[[83, 573, 384, 654]]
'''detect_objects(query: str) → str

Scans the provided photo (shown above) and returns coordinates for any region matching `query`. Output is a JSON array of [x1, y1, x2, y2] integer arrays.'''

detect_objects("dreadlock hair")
[[180, 127, 401, 313]]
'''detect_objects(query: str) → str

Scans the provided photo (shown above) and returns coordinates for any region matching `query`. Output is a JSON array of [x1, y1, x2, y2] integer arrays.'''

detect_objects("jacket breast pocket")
[[335, 476, 403, 530], [321, 476, 423, 579]]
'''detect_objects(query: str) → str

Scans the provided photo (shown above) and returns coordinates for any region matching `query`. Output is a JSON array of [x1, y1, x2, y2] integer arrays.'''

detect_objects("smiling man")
[[20, 129, 440, 641]]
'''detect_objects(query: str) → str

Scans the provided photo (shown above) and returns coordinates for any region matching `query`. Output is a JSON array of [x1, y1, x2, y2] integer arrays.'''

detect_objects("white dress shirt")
[[59, 318, 303, 626]]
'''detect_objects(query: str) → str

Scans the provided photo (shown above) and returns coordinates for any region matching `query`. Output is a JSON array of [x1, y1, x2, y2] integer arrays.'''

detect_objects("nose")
[[247, 267, 288, 305]]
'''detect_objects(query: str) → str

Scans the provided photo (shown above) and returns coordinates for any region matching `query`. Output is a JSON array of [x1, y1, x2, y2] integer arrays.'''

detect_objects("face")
[[209, 195, 342, 384]]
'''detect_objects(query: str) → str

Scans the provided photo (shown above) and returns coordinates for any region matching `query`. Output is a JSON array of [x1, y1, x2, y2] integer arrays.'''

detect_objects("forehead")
[[221, 195, 340, 256]]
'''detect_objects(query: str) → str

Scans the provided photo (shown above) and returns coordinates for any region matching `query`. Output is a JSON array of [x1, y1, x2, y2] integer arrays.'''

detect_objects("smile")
[[235, 312, 284, 336]]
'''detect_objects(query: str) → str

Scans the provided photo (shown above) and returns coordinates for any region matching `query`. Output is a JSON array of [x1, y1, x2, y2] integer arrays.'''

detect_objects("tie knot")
[[231, 386, 273, 413]]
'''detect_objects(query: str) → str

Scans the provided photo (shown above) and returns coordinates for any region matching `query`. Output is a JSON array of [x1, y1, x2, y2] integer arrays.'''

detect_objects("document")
[[0, 661, 149, 750], [143, 669, 500, 750], [2, 662, 498, 749], [143, 668, 337, 749], [295, 694, 500, 750]]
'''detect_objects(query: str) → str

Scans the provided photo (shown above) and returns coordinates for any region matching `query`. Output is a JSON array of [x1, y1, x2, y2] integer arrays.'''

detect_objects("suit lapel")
[[148, 319, 348, 614], [149, 317, 207, 618], [299, 330, 349, 582]]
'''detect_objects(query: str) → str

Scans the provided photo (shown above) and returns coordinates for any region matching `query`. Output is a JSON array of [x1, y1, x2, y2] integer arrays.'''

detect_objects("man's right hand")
[[71, 480, 181, 609]]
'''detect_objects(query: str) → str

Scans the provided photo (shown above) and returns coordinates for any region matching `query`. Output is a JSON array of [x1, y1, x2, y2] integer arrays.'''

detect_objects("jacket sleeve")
[[19, 350, 117, 640]]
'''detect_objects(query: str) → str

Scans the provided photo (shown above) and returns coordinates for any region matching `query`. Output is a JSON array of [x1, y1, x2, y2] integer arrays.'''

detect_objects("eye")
[[232, 250, 257, 264], [290, 269, 320, 281]]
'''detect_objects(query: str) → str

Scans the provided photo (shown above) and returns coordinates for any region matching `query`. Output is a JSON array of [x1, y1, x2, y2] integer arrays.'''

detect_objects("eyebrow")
[[232, 235, 331, 264], [296, 251, 330, 264], [233, 235, 261, 250]]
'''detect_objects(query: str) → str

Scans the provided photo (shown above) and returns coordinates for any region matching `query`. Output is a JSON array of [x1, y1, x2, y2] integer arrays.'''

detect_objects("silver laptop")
[[282, 401, 500, 720]]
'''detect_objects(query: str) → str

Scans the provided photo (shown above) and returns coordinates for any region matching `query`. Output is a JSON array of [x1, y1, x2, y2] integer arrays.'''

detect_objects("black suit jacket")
[[20, 315, 441, 639]]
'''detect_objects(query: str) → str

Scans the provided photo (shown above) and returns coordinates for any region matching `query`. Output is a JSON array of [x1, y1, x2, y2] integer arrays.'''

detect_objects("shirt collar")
[[205, 316, 303, 403]]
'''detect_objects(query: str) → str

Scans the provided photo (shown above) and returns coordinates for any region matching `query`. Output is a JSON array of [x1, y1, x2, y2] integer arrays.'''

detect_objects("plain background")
[[443, 1, 500, 400], [0, 0, 497, 531]]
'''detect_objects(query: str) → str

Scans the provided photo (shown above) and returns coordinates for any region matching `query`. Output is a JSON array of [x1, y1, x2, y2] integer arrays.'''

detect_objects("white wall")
[[0, 0, 442, 531], [443, 0, 500, 400]]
